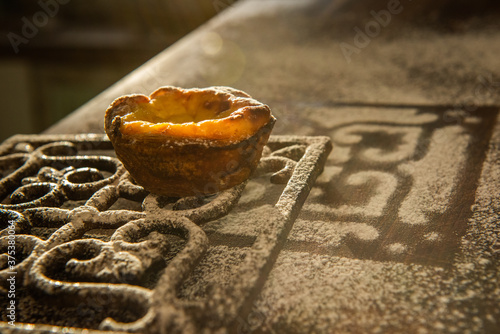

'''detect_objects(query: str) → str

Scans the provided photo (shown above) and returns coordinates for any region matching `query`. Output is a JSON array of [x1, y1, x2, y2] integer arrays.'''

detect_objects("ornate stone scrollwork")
[[0, 134, 331, 333]]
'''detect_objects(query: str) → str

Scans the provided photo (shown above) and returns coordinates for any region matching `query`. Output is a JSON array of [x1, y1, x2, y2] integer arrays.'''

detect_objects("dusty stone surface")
[[28, 0, 500, 332], [253, 113, 500, 333], [44, 0, 500, 136]]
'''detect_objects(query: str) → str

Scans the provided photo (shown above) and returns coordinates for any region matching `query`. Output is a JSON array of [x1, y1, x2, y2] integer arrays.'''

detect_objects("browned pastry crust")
[[105, 86, 275, 197]]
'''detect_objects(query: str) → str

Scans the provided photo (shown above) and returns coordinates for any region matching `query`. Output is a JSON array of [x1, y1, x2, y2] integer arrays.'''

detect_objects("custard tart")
[[105, 86, 275, 197]]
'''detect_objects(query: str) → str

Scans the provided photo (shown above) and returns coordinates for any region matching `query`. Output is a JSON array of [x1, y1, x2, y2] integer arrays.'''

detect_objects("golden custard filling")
[[119, 89, 271, 142]]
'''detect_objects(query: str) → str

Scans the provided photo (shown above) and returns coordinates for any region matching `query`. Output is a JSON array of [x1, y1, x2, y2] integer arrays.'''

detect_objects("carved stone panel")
[[0, 134, 331, 333]]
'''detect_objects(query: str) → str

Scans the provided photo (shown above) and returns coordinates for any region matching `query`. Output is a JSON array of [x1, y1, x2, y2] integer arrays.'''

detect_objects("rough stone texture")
[[253, 111, 500, 333], [22, 0, 500, 332], [44, 0, 500, 135]]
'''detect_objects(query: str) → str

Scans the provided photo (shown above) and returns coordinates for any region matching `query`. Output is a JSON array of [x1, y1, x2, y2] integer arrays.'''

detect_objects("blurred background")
[[0, 0, 237, 142]]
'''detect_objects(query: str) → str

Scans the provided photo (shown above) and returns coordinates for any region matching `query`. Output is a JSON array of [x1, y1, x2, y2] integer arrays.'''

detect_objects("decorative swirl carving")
[[0, 134, 331, 333], [0, 141, 124, 210]]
